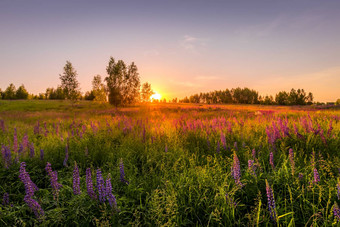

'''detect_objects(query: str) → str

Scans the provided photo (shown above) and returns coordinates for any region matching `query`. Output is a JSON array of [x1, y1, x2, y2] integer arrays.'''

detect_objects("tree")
[[3, 83, 16, 100], [141, 82, 154, 102], [105, 57, 141, 106], [59, 61, 81, 101], [16, 84, 29, 99], [84, 91, 95, 100], [92, 75, 107, 102], [275, 91, 289, 105]]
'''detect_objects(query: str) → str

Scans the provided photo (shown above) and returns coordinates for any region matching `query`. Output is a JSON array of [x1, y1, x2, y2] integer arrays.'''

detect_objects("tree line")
[[0, 57, 336, 106], [179, 87, 314, 105]]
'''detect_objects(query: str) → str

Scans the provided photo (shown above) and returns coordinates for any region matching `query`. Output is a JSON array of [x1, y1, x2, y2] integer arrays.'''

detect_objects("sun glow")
[[150, 92, 161, 101]]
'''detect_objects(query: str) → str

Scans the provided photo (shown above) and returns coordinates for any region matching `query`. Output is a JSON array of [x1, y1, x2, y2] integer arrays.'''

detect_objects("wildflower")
[[18, 162, 43, 219], [334, 203, 340, 223], [22, 133, 28, 150], [106, 174, 118, 211], [216, 141, 220, 153], [231, 151, 242, 186], [1, 145, 11, 169], [220, 132, 227, 150], [298, 173, 303, 181], [225, 193, 237, 208], [266, 180, 277, 222], [29, 142, 35, 158], [63, 144, 68, 167], [119, 159, 129, 184], [337, 180, 340, 200], [40, 149, 44, 160], [289, 148, 295, 174], [252, 148, 256, 159], [45, 162, 62, 200], [23, 196, 44, 219], [86, 168, 96, 200], [313, 168, 320, 184], [234, 141, 238, 151], [2, 192, 9, 206], [96, 169, 106, 203], [73, 162, 81, 195], [270, 152, 275, 169], [248, 159, 256, 176]]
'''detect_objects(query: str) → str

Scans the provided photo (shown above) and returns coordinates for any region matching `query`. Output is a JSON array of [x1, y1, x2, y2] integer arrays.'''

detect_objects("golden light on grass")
[[150, 92, 161, 101]]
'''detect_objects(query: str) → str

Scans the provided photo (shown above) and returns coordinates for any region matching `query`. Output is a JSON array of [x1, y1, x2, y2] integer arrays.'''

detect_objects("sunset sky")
[[1, 0, 340, 102]]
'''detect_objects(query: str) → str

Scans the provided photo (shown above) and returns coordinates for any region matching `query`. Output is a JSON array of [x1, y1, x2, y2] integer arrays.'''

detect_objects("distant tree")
[[105, 57, 141, 106], [0, 88, 3, 99], [335, 99, 340, 105], [172, 98, 178, 103], [16, 84, 29, 99], [84, 91, 95, 100], [275, 91, 289, 105], [262, 95, 275, 105], [306, 92, 313, 105], [3, 83, 17, 100], [92, 75, 107, 102], [141, 82, 154, 102], [59, 61, 81, 101]]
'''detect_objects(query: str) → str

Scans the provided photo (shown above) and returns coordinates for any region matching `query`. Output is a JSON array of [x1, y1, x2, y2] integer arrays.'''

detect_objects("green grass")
[[0, 100, 340, 226]]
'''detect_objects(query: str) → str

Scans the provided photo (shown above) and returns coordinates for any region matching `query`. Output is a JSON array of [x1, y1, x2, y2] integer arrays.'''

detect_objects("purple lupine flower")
[[86, 168, 96, 200], [73, 162, 81, 195], [220, 132, 227, 150], [298, 173, 303, 181], [266, 180, 277, 222], [96, 169, 106, 203], [248, 160, 256, 176], [63, 144, 69, 167], [19, 162, 39, 197], [1, 145, 11, 169], [34, 121, 40, 135], [216, 141, 220, 153], [231, 151, 242, 186], [22, 133, 28, 150], [44, 122, 48, 137], [269, 152, 275, 169], [18, 162, 44, 219], [119, 159, 129, 185], [23, 196, 44, 219], [13, 128, 18, 153], [40, 149, 44, 160], [289, 148, 295, 174], [45, 162, 62, 200], [29, 142, 35, 158], [2, 192, 9, 206], [313, 168, 320, 184], [252, 148, 256, 160], [106, 174, 119, 211], [336, 180, 340, 200], [334, 204, 340, 223], [234, 141, 238, 151], [225, 193, 237, 208]]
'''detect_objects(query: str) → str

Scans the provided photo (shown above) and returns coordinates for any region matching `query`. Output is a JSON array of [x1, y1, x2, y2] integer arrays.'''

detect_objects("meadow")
[[0, 100, 340, 226]]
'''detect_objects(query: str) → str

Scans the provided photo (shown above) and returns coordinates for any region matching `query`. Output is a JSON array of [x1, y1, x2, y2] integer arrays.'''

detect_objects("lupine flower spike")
[[73, 162, 81, 195], [288, 148, 295, 175], [313, 168, 320, 184], [86, 168, 96, 200], [119, 159, 129, 185], [96, 168, 106, 203], [45, 162, 62, 200], [231, 151, 242, 186], [269, 152, 275, 169], [106, 173, 119, 211], [266, 180, 277, 223]]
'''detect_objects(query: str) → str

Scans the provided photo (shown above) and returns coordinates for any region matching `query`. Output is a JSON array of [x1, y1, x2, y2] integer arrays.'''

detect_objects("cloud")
[[180, 35, 206, 53], [169, 79, 202, 88]]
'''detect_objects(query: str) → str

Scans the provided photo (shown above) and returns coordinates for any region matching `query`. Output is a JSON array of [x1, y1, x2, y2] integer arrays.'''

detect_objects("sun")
[[150, 92, 161, 101]]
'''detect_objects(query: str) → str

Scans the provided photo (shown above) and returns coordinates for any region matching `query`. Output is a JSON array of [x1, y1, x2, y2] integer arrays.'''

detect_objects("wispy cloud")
[[180, 35, 206, 53], [169, 79, 202, 88]]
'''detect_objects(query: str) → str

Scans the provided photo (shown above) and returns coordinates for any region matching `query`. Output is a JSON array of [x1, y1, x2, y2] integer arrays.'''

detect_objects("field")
[[0, 100, 340, 226]]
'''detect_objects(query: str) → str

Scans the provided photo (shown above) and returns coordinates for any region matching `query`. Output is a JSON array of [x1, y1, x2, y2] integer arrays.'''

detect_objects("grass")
[[0, 100, 340, 226]]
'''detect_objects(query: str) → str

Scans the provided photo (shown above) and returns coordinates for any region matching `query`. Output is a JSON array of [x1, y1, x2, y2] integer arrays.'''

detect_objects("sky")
[[0, 0, 340, 102]]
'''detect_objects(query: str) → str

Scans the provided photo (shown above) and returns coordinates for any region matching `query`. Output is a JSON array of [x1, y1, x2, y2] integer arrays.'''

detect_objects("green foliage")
[[0, 101, 339, 225], [15, 85, 29, 99], [59, 61, 81, 101], [140, 82, 154, 102], [3, 83, 17, 100], [105, 57, 141, 106]]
